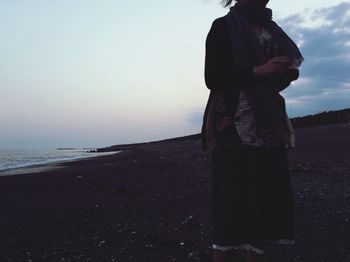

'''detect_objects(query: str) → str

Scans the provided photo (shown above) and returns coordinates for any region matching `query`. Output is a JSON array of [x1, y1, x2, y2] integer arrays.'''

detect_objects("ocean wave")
[[0, 149, 120, 173]]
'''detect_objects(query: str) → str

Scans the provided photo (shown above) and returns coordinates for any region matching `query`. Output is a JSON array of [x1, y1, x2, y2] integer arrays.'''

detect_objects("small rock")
[[182, 215, 194, 224], [98, 240, 107, 247]]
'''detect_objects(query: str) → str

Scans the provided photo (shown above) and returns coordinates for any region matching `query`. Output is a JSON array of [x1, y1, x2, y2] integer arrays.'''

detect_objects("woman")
[[201, 0, 303, 261]]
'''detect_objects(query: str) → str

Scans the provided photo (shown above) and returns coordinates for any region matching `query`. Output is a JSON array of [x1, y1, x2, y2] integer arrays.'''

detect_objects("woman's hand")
[[284, 67, 299, 82], [253, 56, 292, 78]]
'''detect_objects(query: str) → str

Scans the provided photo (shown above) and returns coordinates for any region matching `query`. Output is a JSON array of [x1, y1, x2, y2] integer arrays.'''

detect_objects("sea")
[[0, 148, 119, 173]]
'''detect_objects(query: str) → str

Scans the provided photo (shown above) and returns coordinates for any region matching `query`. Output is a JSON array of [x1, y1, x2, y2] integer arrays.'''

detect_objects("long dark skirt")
[[211, 144, 295, 253]]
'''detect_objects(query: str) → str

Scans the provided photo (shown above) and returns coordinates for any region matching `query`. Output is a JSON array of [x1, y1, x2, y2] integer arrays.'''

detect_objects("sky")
[[1, 0, 349, 149]]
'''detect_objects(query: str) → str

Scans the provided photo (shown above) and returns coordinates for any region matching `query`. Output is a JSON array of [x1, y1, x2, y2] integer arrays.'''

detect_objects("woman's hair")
[[220, 0, 237, 7]]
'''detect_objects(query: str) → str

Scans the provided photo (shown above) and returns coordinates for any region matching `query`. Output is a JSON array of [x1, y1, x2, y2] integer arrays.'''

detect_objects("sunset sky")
[[1, 0, 349, 149]]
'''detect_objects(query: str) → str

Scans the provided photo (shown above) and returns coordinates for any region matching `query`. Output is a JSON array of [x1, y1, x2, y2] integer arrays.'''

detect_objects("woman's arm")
[[204, 18, 254, 91], [204, 18, 296, 92]]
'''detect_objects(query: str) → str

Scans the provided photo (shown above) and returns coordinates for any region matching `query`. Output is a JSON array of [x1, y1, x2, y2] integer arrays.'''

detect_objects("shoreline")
[[0, 151, 120, 176]]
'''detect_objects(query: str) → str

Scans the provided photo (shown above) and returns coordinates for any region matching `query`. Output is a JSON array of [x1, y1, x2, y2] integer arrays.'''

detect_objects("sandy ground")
[[0, 123, 350, 261]]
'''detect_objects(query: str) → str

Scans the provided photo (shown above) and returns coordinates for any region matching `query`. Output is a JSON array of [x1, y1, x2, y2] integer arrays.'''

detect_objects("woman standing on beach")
[[201, 0, 303, 261]]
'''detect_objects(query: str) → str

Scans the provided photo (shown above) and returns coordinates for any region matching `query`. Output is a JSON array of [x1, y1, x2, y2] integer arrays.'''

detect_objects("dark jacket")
[[201, 17, 291, 152]]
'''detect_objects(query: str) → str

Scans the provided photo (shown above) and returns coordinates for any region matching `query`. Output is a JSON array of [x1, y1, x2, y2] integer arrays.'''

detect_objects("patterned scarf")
[[225, 3, 304, 125]]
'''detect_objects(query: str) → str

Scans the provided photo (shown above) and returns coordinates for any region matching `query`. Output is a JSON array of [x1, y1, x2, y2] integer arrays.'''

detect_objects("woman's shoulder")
[[208, 16, 230, 37], [211, 16, 228, 29]]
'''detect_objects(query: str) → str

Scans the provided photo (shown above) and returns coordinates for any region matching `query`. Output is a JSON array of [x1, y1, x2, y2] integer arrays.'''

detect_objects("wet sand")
[[0, 123, 350, 261]]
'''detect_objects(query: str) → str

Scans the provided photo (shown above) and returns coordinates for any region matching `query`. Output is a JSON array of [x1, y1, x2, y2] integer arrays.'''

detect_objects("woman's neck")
[[249, 22, 264, 37]]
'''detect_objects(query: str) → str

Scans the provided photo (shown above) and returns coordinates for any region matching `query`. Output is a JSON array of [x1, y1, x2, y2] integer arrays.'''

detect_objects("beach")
[[1, 123, 350, 261]]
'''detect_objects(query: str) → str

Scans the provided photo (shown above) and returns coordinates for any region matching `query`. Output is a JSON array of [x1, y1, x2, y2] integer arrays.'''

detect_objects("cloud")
[[278, 2, 350, 116]]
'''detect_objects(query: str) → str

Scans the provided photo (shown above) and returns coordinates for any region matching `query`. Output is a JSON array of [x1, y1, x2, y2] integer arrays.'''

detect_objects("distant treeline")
[[290, 108, 350, 128], [157, 108, 350, 143], [98, 108, 350, 151]]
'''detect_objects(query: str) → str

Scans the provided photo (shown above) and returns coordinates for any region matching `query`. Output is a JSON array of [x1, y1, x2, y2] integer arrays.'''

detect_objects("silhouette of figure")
[[201, 0, 303, 261]]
